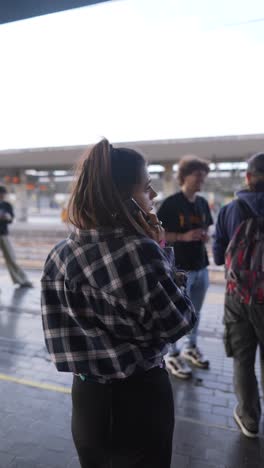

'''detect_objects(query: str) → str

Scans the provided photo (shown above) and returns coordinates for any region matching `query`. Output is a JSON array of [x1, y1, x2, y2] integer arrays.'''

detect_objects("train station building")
[[1, 133, 264, 221]]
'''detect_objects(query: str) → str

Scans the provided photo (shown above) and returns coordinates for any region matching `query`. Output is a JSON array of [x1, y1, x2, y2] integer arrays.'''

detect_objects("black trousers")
[[71, 367, 174, 468]]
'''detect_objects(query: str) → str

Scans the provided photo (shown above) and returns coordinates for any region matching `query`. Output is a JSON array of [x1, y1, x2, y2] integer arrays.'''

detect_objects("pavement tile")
[[171, 453, 190, 467], [177, 444, 208, 461], [9, 458, 65, 468], [5, 442, 41, 461], [66, 458, 81, 468], [175, 400, 212, 414], [0, 452, 15, 468], [200, 380, 230, 392], [173, 420, 209, 438], [212, 405, 235, 417], [189, 460, 224, 468], [33, 446, 77, 466], [184, 393, 228, 408]]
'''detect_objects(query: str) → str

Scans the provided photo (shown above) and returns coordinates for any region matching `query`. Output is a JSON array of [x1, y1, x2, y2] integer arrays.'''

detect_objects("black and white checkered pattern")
[[41, 227, 196, 381]]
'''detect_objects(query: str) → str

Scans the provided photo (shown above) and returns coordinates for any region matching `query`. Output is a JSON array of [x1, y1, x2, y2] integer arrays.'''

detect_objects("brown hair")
[[177, 155, 210, 186], [247, 152, 264, 191], [67, 139, 146, 232]]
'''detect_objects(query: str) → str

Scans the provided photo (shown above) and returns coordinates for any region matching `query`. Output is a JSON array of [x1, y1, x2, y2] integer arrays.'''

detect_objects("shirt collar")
[[70, 227, 126, 243]]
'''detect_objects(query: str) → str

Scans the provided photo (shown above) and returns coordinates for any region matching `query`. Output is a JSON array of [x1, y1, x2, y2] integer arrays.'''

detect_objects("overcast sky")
[[0, 0, 264, 149]]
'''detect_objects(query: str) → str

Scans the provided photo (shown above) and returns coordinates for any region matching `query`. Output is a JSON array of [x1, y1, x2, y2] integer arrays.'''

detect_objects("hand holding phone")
[[124, 198, 151, 223], [125, 198, 165, 244]]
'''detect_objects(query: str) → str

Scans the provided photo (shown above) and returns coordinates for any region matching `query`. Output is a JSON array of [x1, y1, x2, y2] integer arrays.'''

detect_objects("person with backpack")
[[213, 152, 264, 438]]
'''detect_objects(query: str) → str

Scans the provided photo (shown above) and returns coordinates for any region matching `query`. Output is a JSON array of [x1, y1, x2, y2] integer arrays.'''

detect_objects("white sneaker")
[[166, 355, 192, 380], [181, 346, 209, 369], [233, 405, 258, 438]]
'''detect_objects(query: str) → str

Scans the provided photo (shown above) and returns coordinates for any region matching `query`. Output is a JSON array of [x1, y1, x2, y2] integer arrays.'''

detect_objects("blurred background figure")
[[158, 156, 213, 379], [0, 185, 33, 288], [60, 203, 68, 223]]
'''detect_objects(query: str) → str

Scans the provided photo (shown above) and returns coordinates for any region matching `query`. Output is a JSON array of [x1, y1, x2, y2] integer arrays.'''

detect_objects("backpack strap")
[[236, 198, 255, 220]]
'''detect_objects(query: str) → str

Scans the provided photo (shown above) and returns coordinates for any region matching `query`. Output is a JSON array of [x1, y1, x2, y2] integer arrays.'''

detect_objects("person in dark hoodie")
[[213, 152, 264, 439]]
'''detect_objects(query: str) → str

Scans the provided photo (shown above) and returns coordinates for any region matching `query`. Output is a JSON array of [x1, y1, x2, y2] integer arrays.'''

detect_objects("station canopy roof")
[[0, 134, 264, 170], [0, 0, 111, 25]]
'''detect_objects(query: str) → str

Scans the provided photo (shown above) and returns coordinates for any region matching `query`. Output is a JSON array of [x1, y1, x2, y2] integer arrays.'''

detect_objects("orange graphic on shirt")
[[190, 214, 203, 225], [179, 214, 185, 227], [178, 214, 203, 227]]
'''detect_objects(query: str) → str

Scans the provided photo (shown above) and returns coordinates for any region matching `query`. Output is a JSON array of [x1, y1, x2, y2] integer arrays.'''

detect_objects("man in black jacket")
[[0, 186, 32, 287]]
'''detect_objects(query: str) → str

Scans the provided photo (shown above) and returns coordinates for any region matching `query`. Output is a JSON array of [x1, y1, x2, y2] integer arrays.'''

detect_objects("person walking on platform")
[[41, 139, 196, 468], [158, 156, 213, 379], [0, 185, 33, 287], [213, 152, 264, 438]]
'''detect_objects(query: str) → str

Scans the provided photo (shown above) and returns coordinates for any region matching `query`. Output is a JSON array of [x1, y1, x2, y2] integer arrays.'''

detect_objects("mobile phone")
[[124, 198, 150, 223]]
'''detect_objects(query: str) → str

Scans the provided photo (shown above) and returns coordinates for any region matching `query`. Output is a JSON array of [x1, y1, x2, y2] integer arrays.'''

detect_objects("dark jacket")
[[0, 201, 14, 235], [213, 190, 264, 265]]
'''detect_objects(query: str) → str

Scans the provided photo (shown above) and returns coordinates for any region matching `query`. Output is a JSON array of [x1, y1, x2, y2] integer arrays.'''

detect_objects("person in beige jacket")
[[0, 185, 33, 287]]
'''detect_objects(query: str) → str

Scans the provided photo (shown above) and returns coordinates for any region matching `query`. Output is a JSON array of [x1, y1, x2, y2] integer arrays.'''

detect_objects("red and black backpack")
[[225, 199, 264, 305]]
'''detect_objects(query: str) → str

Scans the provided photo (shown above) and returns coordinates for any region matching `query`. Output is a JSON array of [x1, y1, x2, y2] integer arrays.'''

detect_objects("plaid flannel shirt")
[[41, 227, 196, 382]]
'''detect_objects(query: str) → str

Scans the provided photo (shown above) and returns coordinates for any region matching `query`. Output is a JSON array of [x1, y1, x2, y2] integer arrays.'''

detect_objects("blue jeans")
[[168, 268, 209, 356]]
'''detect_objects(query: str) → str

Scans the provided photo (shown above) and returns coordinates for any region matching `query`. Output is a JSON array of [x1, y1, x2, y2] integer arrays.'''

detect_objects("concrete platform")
[[0, 268, 263, 467]]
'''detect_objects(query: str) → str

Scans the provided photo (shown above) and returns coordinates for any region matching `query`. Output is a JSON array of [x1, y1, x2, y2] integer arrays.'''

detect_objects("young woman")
[[41, 139, 196, 468]]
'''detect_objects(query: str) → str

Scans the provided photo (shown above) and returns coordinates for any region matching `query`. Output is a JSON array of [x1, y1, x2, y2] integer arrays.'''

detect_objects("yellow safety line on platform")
[[0, 373, 71, 394]]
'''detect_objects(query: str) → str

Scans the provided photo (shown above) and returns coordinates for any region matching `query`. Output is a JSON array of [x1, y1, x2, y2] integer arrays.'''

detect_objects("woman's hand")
[[200, 230, 210, 243], [181, 228, 204, 242], [137, 211, 165, 244]]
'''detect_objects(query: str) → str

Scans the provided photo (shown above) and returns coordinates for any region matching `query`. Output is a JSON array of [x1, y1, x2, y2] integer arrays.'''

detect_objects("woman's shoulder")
[[129, 234, 162, 255], [130, 235, 170, 270], [42, 237, 73, 280]]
